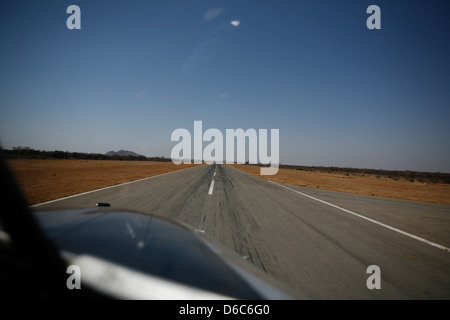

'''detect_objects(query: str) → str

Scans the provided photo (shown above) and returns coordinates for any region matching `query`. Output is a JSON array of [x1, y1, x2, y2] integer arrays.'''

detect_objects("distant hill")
[[105, 150, 143, 157]]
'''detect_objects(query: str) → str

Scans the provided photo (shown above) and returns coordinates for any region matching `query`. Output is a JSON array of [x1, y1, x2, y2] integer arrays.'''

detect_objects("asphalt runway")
[[34, 164, 450, 299]]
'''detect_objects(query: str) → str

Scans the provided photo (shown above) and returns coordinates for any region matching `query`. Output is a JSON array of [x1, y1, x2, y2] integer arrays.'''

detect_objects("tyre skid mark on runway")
[[172, 168, 214, 226], [225, 201, 269, 273], [281, 204, 372, 268]]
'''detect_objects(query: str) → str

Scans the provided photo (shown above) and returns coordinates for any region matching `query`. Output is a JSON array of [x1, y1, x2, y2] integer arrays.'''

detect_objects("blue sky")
[[1, 0, 449, 172]]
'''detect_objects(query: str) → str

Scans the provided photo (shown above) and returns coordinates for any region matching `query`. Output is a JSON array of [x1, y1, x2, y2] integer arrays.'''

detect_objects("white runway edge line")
[[30, 165, 200, 208], [268, 180, 450, 253]]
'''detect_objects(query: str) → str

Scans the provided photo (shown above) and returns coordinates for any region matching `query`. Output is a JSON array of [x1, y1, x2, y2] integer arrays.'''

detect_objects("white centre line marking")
[[208, 180, 215, 195], [268, 180, 450, 253]]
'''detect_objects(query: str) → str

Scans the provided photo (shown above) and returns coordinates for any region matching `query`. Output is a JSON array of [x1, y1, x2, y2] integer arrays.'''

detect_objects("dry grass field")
[[233, 164, 450, 205], [7, 159, 198, 205]]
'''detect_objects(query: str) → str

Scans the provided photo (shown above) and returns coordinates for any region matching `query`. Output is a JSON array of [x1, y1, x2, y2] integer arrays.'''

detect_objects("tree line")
[[1, 147, 171, 162], [277, 164, 450, 185]]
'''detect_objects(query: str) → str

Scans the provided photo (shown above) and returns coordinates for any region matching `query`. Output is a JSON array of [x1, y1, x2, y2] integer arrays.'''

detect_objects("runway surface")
[[34, 164, 450, 299]]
